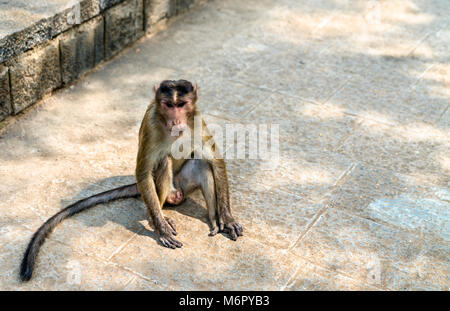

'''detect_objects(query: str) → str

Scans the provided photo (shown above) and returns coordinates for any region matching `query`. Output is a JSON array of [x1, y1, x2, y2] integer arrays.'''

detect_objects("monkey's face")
[[155, 80, 197, 139]]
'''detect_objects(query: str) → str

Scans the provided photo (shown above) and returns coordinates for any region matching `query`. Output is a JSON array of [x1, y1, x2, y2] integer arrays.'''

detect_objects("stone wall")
[[0, 0, 204, 121]]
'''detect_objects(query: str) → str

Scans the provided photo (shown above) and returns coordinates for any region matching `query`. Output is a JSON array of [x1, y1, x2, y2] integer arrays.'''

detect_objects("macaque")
[[19, 79, 242, 281]]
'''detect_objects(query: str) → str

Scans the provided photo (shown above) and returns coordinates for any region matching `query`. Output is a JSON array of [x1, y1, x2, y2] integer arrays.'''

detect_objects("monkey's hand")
[[157, 217, 183, 249], [220, 216, 243, 241]]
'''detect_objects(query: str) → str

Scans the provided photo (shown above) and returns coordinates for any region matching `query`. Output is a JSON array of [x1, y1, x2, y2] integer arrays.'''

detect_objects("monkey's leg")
[[174, 159, 219, 236], [209, 158, 243, 240]]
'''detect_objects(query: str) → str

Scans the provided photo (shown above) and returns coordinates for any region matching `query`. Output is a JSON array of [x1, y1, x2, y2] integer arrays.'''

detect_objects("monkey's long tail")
[[20, 183, 139, 282]]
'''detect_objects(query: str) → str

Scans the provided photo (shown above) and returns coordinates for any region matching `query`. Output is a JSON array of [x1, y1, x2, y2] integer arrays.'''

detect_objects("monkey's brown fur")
[[135, 79, 242, 248], [19, 79, 242, 281]]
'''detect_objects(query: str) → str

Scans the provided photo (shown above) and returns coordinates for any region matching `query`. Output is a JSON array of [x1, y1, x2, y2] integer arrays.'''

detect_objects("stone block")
[[144, 0, 176, 32], [99, 0, 126, 11], [0, 19, 52, 65], [0, 65, 12, 121], [50, 0, 102, 38], [105, 0, 144, 59], [0, 0, 102, 64], [335, 119, 449, 186], [6, 40, 61, 114], [292, 208, 447, 290], [175, 0, 197, 15], [60, 16, 104, 84]]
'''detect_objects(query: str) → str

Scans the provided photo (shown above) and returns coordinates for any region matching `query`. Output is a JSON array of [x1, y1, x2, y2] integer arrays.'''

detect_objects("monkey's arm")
[[137, 172, 182, 249], [136, 110, 182, 248], [209, 158, 243, 240], [154, 156, 174, 205]]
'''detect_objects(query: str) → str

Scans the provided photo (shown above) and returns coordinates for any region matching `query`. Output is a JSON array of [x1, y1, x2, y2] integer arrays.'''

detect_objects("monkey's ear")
[[194, 83, 198, 96], [153, 84, 158, 93]]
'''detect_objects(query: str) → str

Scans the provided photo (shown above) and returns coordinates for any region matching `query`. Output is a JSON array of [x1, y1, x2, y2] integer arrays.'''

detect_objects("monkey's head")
[[154, 79, 198, 138]]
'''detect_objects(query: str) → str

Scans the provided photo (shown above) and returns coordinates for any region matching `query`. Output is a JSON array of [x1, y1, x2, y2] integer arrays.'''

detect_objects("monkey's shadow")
[[62, 175, 224, 246]]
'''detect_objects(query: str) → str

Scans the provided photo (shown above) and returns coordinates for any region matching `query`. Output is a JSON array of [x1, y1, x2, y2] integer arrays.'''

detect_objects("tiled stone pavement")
[[0, 0, 449, 290]]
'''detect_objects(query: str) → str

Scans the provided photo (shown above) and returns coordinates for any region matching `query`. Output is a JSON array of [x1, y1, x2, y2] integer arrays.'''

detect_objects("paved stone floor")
[[0, 0, 449, 290]]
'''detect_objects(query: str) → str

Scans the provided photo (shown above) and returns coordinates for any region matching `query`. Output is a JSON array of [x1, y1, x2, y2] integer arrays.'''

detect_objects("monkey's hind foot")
[[208, 225, 220, 236], [166, 189, 184, 205], [220, 221, 244, 241]]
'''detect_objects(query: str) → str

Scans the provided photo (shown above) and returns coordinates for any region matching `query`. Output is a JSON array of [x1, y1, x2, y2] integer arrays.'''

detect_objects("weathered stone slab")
[[335, 118, 450, 186], [49, 191, 146, 262], [234, 48, 350, 104], [1, 236, 135, 290], [0, 66, 12, 121], [226, 145, 352, 203], [105, 0, 144, 59], [195, 80, 272, 120], [0, 19, 52, 65], [329, 60, 449, 125], [437, 108, 449, 130], [285, 255, 378, 290], [60, 16, 104, 84], [243, 92, 356, 152], [329, 164, 408, 213], [226, 182, 322, 249], [293, 208, 448, 290], [99, 0, 126, 11], [366, 194, 450, 241], [175, 0, 197, 15], [144, 0, 176, 32], [329, 163, 450, 240], [6, 40, 61, 114], [50, 0, 102, 37], [110, 227, 300, 290]]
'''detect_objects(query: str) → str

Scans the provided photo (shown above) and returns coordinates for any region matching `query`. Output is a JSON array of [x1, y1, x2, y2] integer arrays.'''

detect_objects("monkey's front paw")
[[164, 216, 177, 235], [158, 232, 183, 249], [158, 219, 183, 249], [221, 221, 243, 241]]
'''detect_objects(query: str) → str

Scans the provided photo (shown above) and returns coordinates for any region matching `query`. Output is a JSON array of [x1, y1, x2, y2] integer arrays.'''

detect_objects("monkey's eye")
[[165, 102, 174, 108], [178, 101, 187, 108]]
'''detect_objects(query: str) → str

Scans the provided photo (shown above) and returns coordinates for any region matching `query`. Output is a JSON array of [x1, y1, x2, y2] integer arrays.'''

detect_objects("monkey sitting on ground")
[[20, 79, 243, 281]]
